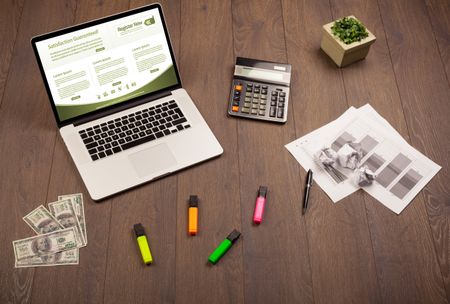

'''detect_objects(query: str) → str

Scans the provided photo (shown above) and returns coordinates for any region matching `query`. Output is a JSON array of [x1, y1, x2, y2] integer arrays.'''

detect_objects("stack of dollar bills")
[[13, 193, 87, 268]]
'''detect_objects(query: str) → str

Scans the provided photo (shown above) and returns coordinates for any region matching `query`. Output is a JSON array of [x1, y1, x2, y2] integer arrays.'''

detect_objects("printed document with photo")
[[286, 104, 441, 214]]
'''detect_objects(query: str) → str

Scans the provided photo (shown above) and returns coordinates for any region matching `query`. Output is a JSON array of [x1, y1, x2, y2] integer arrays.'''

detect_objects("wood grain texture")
[[0, 0, 77, 303], [329, 1, 448, 303], [377, 0, 450, 301], [0, 0, 24, 108], [282, 0, 381, 303], [0, 1, 449, 303], [29, 1, 128, 303], [174, 1, 244, 303], [425, 0, 450, 86], [98, 0, 180, 303], [232, 0, 313, 302]]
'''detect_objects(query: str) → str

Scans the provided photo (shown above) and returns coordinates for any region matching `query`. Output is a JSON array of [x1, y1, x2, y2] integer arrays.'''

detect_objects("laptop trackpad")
[[129, 144, 177, 178]]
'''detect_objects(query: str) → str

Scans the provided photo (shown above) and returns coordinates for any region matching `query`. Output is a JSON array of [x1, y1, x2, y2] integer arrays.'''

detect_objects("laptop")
[[31, 4, 223, 201]]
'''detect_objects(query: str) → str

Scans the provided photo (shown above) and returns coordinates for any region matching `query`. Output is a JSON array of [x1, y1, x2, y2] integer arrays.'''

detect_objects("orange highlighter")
[[188, 195, 199, 235]]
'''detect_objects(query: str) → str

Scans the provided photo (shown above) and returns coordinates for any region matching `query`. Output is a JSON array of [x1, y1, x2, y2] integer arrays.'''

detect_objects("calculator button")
[[278, 102, 285, 108], [246, 92, 252, 97], [271, 101, 277, 106], [259, 105, 266, 110], [246, 87, 253, 92], [247, 83, 253, 87], [255, 84, 260, 88], [277, 108, 284, 118], [251, 109, 258, 115], [242, 107, 250, 113], [245, 97, 251, 102], [261, 95, 267, 100], [262, 89, 267, 94], [260, 100, 266, 105], [244, 102, 251, 108], [271, 96, 277, 101], [259, 110, 265, 116], [271, 91, 278, 96], [280, 92, 286, 97], [233, 96, 240, 101], [269, 107, 276, 117], [234, 91, 240, 96], [262, 85, 268, 89], [235, 85, 242, 91], [233, 102, 239, 106], [279, 97, 285, 102], [254, 88, 260, 93], [252, 104, 258, 109], [232, 106, 239, 112], [253, 94, 259, 98]]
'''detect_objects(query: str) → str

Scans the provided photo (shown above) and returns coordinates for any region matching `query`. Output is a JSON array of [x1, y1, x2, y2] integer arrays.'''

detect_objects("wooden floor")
[[0, 0, 449, 303]]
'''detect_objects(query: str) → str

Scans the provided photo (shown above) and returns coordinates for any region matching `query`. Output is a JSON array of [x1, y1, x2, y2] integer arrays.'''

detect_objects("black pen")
[[302, 169, 313, 215]]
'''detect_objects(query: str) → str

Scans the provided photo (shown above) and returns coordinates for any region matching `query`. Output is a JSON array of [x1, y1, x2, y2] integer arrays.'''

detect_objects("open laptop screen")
[[32, 4, 180, 125]]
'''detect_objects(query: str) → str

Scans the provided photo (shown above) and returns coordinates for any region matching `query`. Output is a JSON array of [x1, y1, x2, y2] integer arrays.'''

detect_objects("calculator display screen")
[[241, 68, 283, 81]]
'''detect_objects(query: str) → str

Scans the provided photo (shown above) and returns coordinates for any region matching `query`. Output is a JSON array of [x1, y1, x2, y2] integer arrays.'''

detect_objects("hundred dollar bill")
[[13, 228, 78, 262], [15, 248, 79, 268], [23, 205, 64, 235], [48, 199, 86, 247], [58, 193, 87, 244]]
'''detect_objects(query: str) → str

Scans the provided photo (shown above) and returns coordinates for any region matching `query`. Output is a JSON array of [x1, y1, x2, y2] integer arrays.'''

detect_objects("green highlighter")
[[208, 230, 241, 265]]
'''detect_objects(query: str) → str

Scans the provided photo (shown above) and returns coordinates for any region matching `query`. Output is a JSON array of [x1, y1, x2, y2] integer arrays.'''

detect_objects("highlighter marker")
[[253, 186, 267, 224], [188, 195, 199, 235], [208, 229, 241, 265], [133, 223, 153, 265]]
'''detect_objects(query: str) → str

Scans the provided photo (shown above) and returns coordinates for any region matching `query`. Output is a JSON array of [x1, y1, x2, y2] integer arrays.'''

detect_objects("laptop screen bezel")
[[31, 3, 182, 128]]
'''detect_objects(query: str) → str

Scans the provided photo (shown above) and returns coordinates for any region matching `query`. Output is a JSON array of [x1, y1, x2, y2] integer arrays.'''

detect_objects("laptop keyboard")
[[78, 100, 190, 161]]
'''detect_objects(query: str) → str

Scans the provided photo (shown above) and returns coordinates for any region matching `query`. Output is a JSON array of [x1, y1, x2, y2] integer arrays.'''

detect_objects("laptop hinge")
[[72, 91, 172, 127]]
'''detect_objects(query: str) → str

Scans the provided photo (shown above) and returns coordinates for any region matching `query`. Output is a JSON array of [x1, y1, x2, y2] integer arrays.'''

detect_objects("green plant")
[[331, 17, 369, 44]]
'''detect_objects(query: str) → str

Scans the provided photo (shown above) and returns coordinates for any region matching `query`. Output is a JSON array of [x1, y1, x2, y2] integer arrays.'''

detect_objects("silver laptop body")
[[31, 4, 223, 200]]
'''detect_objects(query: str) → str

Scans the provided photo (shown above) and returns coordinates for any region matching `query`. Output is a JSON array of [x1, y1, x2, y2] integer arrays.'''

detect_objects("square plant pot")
[[321, 15, 376, 67]]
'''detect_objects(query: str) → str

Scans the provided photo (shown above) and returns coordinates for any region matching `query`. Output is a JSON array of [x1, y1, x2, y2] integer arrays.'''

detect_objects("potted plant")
[[321, 16, 376, 67]]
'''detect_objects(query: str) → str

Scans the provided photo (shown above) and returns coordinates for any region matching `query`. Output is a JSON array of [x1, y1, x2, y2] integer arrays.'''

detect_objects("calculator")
[[228, 57, 292, 123]]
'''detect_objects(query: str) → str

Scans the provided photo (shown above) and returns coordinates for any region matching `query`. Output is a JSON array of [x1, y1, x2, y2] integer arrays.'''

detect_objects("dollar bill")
[[20, 205, 78, 267], [13, 228, 78, 262], [48, 199, 86, 247], [15, 248, 79, 268], [58, 193, 87, 244], [23, 205, 64, 235]]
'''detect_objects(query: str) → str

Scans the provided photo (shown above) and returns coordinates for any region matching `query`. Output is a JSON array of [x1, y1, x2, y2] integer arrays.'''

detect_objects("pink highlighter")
[[253, 186, 268, 224]]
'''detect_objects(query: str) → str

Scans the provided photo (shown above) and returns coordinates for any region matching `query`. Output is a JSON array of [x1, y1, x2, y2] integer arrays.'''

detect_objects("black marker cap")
[[258, 186, 268, 198], [226, 229, 241, 243], [134, 223, 145, 237], [189, 195, 198, 207]]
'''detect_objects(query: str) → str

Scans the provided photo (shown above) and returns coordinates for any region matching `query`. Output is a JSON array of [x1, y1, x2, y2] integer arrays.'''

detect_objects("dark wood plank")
[[231, 0, 314, 302], [32, 138, 112, 303], [281, 1, 381, 303], [425, 0, 450, 86], [28, 1, 129, 303], [174, 1, 243, 303], [103, 178, 178, 304], [103, 1, 180, 303], [0, 0, 77, 303], [328, 0, 448, 303], [377, 0, 450, 301], [0, 0, 24, 108]]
